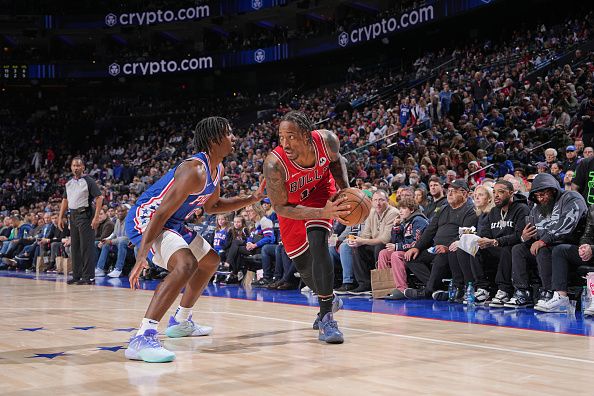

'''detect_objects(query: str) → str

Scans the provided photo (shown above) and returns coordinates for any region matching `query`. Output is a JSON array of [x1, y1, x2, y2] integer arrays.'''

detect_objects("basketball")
[[332, 188, 371, 226]]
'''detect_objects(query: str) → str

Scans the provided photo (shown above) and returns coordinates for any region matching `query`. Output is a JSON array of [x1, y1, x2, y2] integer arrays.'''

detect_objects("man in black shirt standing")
[[58, 157, 103, 284], [403, 180, 478, 299]]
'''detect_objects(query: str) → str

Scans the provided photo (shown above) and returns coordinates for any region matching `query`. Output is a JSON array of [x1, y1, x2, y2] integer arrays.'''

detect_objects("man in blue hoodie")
[[506, 173, 587, 309]]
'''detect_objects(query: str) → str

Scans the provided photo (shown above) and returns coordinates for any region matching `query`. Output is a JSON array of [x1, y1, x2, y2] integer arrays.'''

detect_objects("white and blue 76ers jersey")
[[125, 152, 222, 246]]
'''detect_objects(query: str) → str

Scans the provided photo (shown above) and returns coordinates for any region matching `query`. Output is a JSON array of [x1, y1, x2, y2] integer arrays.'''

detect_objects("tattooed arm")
[[319, 129, 349, 190], [263, 153, 350, 220]]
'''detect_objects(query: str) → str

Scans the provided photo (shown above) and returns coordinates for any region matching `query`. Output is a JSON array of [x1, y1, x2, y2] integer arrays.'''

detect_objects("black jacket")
[[580, 206, 594, 246], [416, 201, 477, 250], [424, 195, 447, 220], [480, 193, 530, 246], [527, 173, 587, 245]]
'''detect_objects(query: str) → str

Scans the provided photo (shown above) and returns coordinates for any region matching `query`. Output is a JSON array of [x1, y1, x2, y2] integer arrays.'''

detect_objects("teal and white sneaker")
[[165, 315, 213, 338], [125, 329, 175, 363]]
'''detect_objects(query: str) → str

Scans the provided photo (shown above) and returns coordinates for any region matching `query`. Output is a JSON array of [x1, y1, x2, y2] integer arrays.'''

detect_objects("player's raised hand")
[[129, 256, 149, 291]]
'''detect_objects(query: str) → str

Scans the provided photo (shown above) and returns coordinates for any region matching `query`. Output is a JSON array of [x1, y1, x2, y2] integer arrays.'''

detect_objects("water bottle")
[[447, 279, 456, 302], [582, 286, 591, 314], [466, 282, 475, 307]]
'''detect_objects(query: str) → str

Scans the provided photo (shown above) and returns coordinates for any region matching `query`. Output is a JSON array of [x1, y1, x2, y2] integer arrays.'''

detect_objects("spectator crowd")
[[1, 10, 594, 315]]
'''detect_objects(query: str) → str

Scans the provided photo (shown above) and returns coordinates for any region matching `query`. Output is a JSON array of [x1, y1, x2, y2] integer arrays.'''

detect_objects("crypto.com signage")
[[337, 5, 436, 48], [104, 5, 210, 27]]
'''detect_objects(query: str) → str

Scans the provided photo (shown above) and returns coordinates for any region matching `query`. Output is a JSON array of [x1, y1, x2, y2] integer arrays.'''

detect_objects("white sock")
[[136, 318, 159, 336], [174, 306, 192, 322]]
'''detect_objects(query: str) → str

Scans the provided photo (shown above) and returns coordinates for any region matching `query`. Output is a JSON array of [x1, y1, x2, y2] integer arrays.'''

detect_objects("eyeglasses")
[[533, 191, 551, 198], [446, 188, 464, 194]]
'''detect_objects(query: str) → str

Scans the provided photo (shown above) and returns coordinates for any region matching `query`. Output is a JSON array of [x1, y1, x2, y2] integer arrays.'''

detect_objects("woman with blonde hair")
[[473, 184, 494, 234]]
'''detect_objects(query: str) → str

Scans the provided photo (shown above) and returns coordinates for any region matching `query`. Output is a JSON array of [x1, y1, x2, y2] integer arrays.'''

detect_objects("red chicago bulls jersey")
[[271, 130, 336, 204], [270, 130, 337, 258]]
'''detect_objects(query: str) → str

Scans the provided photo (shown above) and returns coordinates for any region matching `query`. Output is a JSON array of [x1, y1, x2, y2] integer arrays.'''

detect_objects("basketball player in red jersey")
[[264, 111, 351, 343]]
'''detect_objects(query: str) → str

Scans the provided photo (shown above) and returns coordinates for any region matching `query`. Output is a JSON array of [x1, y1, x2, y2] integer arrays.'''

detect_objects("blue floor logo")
[[108, 63, 121, 76], [338, 32, 349, 47], [254, 49, 266, 63]]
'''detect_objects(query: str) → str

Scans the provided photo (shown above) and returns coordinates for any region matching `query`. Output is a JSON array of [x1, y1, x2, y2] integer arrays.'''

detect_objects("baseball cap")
[[566, 145, 576, 152], [446, 179, 470, 191], [261, 197, 271, 204]]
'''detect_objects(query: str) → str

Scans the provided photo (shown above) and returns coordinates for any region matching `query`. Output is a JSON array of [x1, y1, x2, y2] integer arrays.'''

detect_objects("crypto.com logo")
[[254, 49, 265, 63], [108, 63, 121, 76], [338, 32, 349, 47], [105, 13, 118, 27]]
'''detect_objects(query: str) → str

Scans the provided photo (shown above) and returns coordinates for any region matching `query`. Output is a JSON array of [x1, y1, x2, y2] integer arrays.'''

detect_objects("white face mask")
[[524, 85, 530, 90]]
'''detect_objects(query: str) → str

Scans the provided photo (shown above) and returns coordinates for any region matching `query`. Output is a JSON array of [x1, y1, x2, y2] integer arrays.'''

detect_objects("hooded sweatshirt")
[[390, 210, 429, 251], [480, 193, 530, 246], [527, 173, 587, 245]]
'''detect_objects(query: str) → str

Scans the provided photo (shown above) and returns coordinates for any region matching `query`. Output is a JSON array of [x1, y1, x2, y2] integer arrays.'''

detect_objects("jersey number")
[[300, 189, 310, 201]]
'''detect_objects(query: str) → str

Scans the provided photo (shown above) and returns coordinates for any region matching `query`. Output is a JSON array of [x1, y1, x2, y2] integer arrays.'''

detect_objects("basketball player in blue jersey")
[[124, 117, 265, 363]]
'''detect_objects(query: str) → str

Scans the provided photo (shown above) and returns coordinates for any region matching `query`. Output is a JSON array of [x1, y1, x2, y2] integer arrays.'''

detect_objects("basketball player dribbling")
[[124, 117, 265, 362], [263, 111, 351, 343]]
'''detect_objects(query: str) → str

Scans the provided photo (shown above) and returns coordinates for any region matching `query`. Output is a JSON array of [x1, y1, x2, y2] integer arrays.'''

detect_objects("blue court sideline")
[[2, 270, 593, 337]]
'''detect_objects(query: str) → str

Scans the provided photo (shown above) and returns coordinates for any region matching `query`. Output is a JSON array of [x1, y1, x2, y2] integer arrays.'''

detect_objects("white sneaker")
[[475, 288, 489, 304], [301, 285, 312, 293], [534, 292, 570, 313], [165, 315, 213, 338], [107, 269, 122, 278], [462, 288, 489, 305], [95, 268, 105, 277], [585, 301, 594, 317], [488, 290, 510, 308]]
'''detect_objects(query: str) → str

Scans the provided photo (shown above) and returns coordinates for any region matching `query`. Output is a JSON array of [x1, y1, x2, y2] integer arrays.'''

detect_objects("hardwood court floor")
[[1, 275, 594, 396]]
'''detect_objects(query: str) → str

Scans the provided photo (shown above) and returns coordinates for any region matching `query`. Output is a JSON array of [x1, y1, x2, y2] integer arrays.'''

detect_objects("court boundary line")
[[2, 304, 590, 365], [0, 272, 591, 339], [215, 311, 594, 364]]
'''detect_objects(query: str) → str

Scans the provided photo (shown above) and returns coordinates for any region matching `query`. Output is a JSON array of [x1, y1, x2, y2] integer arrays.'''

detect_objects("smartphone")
[[524, 215, 532, 227]]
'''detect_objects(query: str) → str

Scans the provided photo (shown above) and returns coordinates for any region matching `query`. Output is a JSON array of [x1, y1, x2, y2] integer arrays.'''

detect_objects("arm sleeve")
[[580, 210, 594, 245], [222, 230, 234, 250], [479, 212, 493, 238], [85, 176, 102, 198], [540, 194, 588, 245], [100, 222, 115, 240]]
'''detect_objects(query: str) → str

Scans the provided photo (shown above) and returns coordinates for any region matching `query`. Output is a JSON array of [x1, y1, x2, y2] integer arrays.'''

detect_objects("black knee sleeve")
[[306, 227, 334, 296], [292, 250, 317, 293]]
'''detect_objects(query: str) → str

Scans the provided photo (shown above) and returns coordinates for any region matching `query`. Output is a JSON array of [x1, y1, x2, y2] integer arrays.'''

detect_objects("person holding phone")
[[506, 173, 587, 309]]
